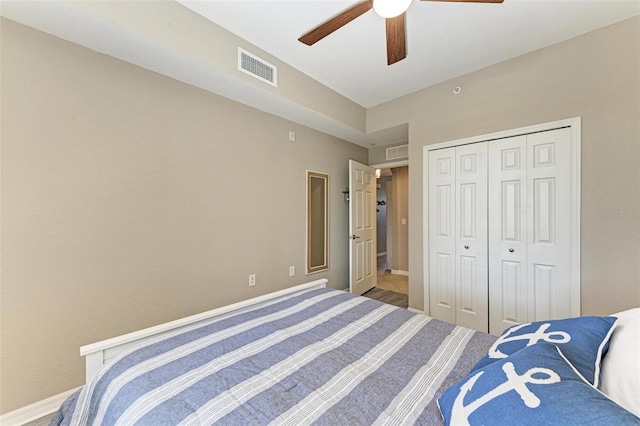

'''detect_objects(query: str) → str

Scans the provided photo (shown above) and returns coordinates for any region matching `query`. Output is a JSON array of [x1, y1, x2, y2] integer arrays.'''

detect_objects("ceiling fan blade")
[[386, 13, 407, 65], [298, 1, 372, 46], [421, 0, 504, 3]]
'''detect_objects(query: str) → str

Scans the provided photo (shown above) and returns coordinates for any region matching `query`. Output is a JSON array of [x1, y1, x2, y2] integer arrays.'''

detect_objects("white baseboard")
[[391, 269, 409, 276], [408, 307, 425, 315], [0, 387, 80, 426], [376, 252, 387, 257]]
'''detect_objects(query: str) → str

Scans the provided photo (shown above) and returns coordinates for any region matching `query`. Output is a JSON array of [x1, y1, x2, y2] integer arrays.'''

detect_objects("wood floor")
[[360, 255, 409, 309], [362, 287, 408, 309]]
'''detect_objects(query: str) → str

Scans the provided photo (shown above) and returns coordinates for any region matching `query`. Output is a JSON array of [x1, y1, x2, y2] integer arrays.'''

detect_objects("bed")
[[51, 280, 640, 425]]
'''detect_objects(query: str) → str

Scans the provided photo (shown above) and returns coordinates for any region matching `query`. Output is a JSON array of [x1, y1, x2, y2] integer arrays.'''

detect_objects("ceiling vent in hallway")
[[386, 144, 409, 161], [238, 47, 277, 87]]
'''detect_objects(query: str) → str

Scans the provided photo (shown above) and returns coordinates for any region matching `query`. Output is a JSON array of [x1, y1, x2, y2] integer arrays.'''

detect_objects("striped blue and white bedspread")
[[53, 287, 496, 425]]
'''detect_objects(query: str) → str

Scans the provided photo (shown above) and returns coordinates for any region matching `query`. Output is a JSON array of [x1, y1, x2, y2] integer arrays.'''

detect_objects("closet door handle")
[[509, 248, 515, 253], [464, 245, 469, 250]]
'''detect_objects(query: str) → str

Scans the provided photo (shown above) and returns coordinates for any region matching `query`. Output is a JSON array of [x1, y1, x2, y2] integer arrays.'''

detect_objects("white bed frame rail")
[[80, 279, 328, 383]]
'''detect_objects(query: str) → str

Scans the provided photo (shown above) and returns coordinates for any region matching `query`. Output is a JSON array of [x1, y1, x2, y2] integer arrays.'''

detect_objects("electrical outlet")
[[249, 274, 256, 287], [289, 131, 295, 142], [289, 266, 295, 277]]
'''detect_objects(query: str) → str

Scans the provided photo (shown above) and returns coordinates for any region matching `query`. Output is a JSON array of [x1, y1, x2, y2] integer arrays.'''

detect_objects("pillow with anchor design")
[[472, 316, 617, 387], [437, 343, 640, 426]]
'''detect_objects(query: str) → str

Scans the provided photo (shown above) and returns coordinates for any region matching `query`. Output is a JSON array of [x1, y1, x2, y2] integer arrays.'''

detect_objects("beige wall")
[[72, 0, 366, 133], [390, 167, 409, 272], [368, 17, 640, 315], [376, 176, 390, 253], [0, 19, 367, 413], [369, 141, 409, 165]]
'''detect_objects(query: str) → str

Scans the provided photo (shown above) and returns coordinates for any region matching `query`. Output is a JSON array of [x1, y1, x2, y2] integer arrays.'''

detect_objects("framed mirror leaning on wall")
[[307, 171, 329, 274]]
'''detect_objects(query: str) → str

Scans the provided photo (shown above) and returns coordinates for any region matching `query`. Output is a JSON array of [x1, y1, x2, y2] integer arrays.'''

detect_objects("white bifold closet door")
[[428, 127, 573, 335], [488, 128, 572, 335], [428, 142, 489, 332]]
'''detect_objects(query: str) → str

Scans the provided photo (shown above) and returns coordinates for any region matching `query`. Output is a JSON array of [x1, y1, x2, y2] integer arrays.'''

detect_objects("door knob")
[[351, 235, 361, 240], [509, 248, 515, 253], [464, 245, 469, 249]]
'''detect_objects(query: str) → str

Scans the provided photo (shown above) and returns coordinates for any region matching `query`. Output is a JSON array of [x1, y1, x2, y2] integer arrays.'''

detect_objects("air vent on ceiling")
[[238, 47, 277, 87], [386, 144, 408, 161]]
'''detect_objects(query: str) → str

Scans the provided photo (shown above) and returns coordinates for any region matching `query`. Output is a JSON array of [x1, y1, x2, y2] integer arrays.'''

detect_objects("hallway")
[[375, 255, 408, 295]]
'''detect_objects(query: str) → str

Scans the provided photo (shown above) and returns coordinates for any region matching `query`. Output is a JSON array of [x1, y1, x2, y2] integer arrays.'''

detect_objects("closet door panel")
[[488, 136, 528, 335], [428, 123, 577, 336], [429, 148, 456, 325], [501, 260, 523, 323], [455, 143, 488, 332], [527, 128, 572, 321], [533, 264, 555, 320]]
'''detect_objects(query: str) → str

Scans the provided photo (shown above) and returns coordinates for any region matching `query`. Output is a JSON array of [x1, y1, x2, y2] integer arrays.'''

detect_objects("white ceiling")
[[1, 1, 638, 148], [179, 0, 640, 108]]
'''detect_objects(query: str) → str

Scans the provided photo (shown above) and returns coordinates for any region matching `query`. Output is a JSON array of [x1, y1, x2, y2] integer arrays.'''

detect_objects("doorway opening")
[[374, 165, 408, 296]]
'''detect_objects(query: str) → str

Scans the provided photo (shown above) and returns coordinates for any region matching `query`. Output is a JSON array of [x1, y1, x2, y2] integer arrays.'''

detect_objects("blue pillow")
[[473, 316, 617, 387], [438, 343, 640, 426]]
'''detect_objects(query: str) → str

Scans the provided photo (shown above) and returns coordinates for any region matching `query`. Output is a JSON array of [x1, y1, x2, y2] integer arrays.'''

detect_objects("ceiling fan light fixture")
[[372, 0, 412, 18]]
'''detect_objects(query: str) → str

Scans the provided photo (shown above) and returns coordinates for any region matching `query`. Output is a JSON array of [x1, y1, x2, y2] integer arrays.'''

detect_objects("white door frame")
[[423, 117, 581, 318], [371, 160, 409, 169]]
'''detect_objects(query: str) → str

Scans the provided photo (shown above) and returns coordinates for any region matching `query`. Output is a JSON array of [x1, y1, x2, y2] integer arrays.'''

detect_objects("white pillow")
[[600, 307, 640, 416]]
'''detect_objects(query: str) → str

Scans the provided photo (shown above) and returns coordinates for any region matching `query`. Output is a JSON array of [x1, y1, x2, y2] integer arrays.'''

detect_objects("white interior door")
[[428, 147, 457, 325], [455, 142, 488, 332], [426, 119, 580, 336], [349, 160, 377, 295], [526, 128, 572, 322], [429, 144, 489, 332], [488, 135, 529, 334], [488, 128, 573, 335]]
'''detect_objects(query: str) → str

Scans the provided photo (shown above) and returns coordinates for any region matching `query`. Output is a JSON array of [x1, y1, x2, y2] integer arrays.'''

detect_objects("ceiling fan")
[[299, 0, 504, 66]]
